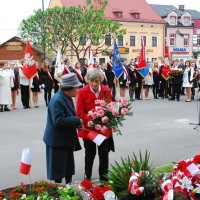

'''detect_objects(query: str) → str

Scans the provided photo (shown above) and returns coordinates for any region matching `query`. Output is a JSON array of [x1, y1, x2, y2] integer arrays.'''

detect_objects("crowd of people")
[[1, 56, 200, 112]]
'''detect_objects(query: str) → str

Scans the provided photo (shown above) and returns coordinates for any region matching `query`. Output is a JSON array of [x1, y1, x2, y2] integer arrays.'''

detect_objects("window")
[[170, 16, 176, 25], [130, 36, 136, 46], [79, 34, 87, 45], [92, 35, 99, 45], [99, 58, 106, 65], [118, 36, 123, 46], [197, 35, 200, 46], [152, 36, 157, 47], [105, 35, 111, 46], [170, 34, 175, 46], [118, 12, 122, 18], [183, 34, 189, 46], [184, 17, 190, 26], [135, 13, 139, 19], [141, 36, 146, 46]]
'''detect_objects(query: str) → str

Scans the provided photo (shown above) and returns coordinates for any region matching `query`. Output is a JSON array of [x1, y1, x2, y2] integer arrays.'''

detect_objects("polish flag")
[[87, 131, 106, 146], [86, 47, 94, 67], [183, 162, 200, 178], [20, 148, 33, 175]]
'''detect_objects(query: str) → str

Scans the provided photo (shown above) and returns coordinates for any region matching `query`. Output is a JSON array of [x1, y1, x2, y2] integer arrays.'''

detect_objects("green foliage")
[[19, 0, 126, 60], [154, 164, 174, 175], [104, 150, 155, 198]]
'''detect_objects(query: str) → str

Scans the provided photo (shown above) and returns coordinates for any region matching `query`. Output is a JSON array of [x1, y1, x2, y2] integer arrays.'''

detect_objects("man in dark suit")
[[43, 73, 83, 184], [168, 59, 183, 101], [179, 59, 186, 95], [106, 55, 116, 101]]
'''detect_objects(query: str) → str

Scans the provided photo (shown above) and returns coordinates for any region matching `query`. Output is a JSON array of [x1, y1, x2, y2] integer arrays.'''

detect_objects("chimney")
[[179, 5, 185, 11]]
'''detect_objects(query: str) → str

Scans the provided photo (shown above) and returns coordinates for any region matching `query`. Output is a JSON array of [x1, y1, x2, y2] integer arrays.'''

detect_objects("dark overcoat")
[[43, 90, 81, 180]]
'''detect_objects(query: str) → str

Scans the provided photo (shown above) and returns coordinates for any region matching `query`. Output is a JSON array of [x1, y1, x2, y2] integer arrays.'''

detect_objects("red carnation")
[[193, 155, 200, 164], [103, 185, 112, 192], [92, 186, 105, 200], [177, 160, 187, 170], [80, 180, 93, 189]]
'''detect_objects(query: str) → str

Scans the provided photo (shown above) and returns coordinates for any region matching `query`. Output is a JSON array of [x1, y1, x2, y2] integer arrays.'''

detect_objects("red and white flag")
[[20, 148, 33, 175], [87, 131, 106, 146], [137, 37, 146, 70], [22, 41, 38, 80], [86, 47, 94, 67], [161, 44, 171, 80], [183, 162, 200, 178]]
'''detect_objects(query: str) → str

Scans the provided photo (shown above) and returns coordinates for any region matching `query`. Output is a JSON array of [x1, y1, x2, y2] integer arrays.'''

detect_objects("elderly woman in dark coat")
[[43, 73, 83, 184]]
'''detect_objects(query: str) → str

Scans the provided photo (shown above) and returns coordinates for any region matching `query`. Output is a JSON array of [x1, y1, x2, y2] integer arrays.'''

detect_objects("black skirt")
[[46, 145, 75, 180]]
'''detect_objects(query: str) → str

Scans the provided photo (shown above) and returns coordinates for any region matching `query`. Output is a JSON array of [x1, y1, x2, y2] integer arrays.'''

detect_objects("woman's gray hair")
[[85, 68, 104, 83]]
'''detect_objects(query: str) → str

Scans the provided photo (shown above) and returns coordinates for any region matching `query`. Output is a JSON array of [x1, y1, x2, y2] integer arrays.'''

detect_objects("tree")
[[19, 0, 126, 61]]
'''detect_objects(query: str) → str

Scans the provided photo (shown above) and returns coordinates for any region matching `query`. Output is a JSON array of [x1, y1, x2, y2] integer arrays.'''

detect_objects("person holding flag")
[[19, 40, 38, 109], [160, 45, 171, 99], [118, 59, 130, 98]]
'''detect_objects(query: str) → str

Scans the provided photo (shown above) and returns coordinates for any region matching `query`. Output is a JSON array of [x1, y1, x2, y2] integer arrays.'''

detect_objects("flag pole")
[[29, 172, 32, 189], [29, 81, 32, 108]]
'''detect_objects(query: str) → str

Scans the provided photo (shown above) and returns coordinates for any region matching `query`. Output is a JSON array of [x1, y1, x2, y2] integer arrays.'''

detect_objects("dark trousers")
[[135, 86, 141, 99], [171, 83, 182, 100], [152, 84, 159, 98], [20, 84, 29, 107], [83, 139, 109, 181], [44, 88, 52, 106], [160, 79, 168, 97], [110, 83, 116, 101]]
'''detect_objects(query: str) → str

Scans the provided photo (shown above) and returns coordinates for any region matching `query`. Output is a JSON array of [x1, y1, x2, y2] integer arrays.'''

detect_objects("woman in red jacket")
[[76, 68, 114, 182]]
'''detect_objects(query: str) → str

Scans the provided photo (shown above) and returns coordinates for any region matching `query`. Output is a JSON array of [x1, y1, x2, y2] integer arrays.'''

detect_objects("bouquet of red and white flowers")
[[86, 97, 133, 136], [168, 69, 183, 81]]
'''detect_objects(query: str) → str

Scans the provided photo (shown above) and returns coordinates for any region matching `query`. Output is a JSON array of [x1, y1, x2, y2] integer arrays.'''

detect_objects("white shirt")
[[19, 66, 29, 86], [89, 85, 101, 98]]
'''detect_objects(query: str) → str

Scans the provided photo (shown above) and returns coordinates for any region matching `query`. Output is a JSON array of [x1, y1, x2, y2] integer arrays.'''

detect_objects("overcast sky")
[[0, 0, 199, 44]]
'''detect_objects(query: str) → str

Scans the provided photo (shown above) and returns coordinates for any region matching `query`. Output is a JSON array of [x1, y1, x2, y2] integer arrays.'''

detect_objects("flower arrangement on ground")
[[87, 97, 133, 136], [79, 180, 116, 200], [0, 181, 80, 200], [168, 69, 183, 81]]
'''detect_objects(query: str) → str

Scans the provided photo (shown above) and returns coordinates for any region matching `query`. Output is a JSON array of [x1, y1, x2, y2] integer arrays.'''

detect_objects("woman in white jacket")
[[182, 60, 194, 102], [0, 62, 13, 112]]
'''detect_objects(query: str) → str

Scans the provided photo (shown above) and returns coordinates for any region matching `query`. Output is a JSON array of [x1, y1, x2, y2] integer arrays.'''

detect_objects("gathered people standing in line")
[[152, 61, 160, 99], [118, 59, 130, 98], [10, 62, 19, 110], [143, 65, 154, 100], [72, 62, 84, 87], [127, 59, 138, 101], [41, 59, 54, 107], [0, 62, 13, 112], [82, 59, 89, 85], [31, 62, 41, 108], [76, 68, 114, 182], [168, 59, 183, 101], [19, 59, 30, 109], [182, 60, 194, 102], [100, 63, 108, 86], [106, 55, 116, 101], [43, 73, 83, 184]]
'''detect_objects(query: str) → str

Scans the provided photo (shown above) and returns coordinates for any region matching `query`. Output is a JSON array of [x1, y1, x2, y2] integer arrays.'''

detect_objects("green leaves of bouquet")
[[103, 150, 158, 199]]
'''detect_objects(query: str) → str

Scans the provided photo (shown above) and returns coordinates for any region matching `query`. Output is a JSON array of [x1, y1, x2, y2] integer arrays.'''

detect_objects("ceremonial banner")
[[86, 47, 94, 66], [137, 37, 146, 70], [161, 45, 171, 80], [54, 46, 64, 83], [20, 148, 33, 175], [22, 41, 37, 80], [137, 61, 149, 78], [112, 42, 123, 79]]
